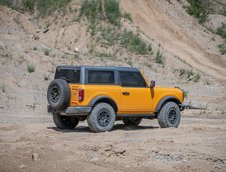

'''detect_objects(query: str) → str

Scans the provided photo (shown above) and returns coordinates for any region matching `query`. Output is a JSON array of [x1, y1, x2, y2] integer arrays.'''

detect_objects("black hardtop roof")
[[56, 65, 139, 72]]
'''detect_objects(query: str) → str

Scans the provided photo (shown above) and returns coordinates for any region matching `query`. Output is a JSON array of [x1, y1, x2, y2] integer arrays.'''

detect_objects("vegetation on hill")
[[185, 0, 226, 55], [0, 0, 71, 16], [186, 0, 210, 24], [79, 0, 153, 56]]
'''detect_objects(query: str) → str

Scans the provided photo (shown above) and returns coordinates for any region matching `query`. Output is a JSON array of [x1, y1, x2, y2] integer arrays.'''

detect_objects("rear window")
[[88, 70, 114, 84], [55, 69, 80, 83]]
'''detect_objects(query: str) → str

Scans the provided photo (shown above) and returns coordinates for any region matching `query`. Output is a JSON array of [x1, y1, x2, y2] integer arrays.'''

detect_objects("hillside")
[[0, 0, 226, 114]]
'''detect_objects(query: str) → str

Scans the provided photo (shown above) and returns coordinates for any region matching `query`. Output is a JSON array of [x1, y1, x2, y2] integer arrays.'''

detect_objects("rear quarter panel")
[[69, 84, 121, 108]]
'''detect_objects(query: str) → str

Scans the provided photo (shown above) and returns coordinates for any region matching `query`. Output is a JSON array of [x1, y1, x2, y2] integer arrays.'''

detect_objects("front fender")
[[154, 96, 181, 113]]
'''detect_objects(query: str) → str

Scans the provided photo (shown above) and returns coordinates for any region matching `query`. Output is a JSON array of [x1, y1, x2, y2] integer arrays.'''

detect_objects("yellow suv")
[[47, 66, 186, 132]]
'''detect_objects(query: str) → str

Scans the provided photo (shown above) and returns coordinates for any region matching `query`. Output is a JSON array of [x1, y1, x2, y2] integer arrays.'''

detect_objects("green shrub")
[[184, 91, 188, 98], [79, 0, 99, 21], [122, 12, 132, 22], [120, 30, 151, 55], [22, 0, 36, 12], [104, 0, 121, 26], [95, 52, 115, 59], [1, 0, 71, 16], [216, 24, 226, 40], [223, 6, 226, 16], [186, 0, 210, 24], [0, 0, 12, 6], [36, 0, 71, 16], [44, 49, 49, 56], [74, 53, 79, 59], [27, 63, 35, 73], [97, 26, 120, 45], [218, 43, 226, 55], [178, 69, 200, 82], [155, 50, 164, 64], [43, 74, 49, 81], [193, 73, 200, 82]]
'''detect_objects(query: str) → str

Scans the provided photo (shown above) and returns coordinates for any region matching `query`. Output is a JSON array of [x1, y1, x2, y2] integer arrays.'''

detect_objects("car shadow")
[[47, 124, 159, 133]]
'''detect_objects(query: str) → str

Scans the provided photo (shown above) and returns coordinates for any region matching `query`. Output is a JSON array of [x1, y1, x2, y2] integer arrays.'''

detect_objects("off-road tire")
[[158, 102, 181, 128], [47, 79, 70, 110], [87, 103, 116, 133], [53, 113, 79, 129], [122, 118, 142, 126]]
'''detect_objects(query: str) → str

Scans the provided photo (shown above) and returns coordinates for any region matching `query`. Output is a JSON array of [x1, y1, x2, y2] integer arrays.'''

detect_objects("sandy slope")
[[121, 0, 226, 81]]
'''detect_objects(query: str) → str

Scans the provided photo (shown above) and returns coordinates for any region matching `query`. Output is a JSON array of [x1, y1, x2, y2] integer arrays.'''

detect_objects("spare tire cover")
[[47, 79, 70, 110]]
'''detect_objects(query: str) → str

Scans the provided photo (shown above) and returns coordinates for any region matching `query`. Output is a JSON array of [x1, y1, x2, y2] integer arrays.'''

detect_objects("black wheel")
[[157, 102, 181, 128], [47, 79, 70, 110], [53, 113, 79, 129], [122, 118, 142, 126], [87, 103, 116, 133]]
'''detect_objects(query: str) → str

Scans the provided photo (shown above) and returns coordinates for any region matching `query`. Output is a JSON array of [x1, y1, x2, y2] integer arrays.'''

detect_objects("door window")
[[120, 71, 147, 87]]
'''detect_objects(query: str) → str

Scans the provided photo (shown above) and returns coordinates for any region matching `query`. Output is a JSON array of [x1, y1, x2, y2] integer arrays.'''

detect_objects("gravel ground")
[[0, 111, 226, 172]]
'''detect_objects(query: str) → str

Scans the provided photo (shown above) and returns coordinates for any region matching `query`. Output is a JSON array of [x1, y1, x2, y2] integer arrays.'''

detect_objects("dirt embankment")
[[121, 0, 226, 81]]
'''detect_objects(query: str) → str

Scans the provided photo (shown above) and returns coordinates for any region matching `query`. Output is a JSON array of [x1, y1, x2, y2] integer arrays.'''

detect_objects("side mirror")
[[150, 80, 155, 88]]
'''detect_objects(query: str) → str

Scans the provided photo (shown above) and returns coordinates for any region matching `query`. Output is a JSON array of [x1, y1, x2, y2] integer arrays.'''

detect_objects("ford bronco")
[[47, 66, 186, 132]]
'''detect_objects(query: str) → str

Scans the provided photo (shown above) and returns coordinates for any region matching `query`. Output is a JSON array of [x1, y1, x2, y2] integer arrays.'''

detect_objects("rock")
[[0, 41, 5, 50], [205, 14, 226, 32], [32, 153, 39, 161], [74, 47, 79, 52], [91, 157, 99, 161], [42, 28, 49, 33], [114, 149, 126, 156], [19, 164, 27, 169]]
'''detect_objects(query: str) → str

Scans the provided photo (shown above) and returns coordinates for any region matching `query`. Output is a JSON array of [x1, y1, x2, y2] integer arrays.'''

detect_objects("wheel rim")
[[50, 86, 60, 103], [168, 108, 177, 125], [97, 109, 111, 127]]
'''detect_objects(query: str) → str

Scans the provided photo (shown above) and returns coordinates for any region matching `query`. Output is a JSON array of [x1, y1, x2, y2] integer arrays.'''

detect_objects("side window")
[[120, 71, 147, 87], [88, 70, 114, 84]]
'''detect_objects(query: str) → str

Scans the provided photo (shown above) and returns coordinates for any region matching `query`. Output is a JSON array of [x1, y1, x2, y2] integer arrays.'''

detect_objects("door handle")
[[122, 91, 130, 96]]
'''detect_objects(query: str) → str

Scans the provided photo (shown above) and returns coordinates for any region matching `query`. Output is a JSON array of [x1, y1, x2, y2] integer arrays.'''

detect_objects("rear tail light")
[[78, 89, 84, 101]]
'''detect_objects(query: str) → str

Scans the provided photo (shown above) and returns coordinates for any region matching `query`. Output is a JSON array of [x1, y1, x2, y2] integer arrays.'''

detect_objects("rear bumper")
[[48, 106, 92, 116]]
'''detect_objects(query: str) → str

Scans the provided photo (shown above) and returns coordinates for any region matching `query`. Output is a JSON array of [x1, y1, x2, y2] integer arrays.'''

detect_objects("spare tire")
[[47, 79, 70, 110]]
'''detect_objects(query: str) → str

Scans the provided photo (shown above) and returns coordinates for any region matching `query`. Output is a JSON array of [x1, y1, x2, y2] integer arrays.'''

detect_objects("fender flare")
[[88, 96, 118, 112], [154, 96, 180, 113]]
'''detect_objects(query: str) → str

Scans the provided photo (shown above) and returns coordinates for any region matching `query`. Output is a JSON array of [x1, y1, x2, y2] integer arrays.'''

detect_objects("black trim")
[[47, 105, 91, 116], [54, 65, 141, 85], [116, 114, 156, 118], [154, 96, 181, 113], [88, 96, 118, 112]]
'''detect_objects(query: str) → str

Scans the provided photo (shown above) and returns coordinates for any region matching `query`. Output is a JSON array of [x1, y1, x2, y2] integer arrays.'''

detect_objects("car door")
[[119, 71, 152, 114]]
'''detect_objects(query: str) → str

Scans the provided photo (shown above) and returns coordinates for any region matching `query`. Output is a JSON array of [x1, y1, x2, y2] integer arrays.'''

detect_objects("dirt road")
[[0, 111, 226, 172]]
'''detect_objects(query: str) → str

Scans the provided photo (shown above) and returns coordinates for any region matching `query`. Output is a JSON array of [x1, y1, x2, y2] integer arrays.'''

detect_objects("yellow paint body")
[[69, 75, 183, 114]]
